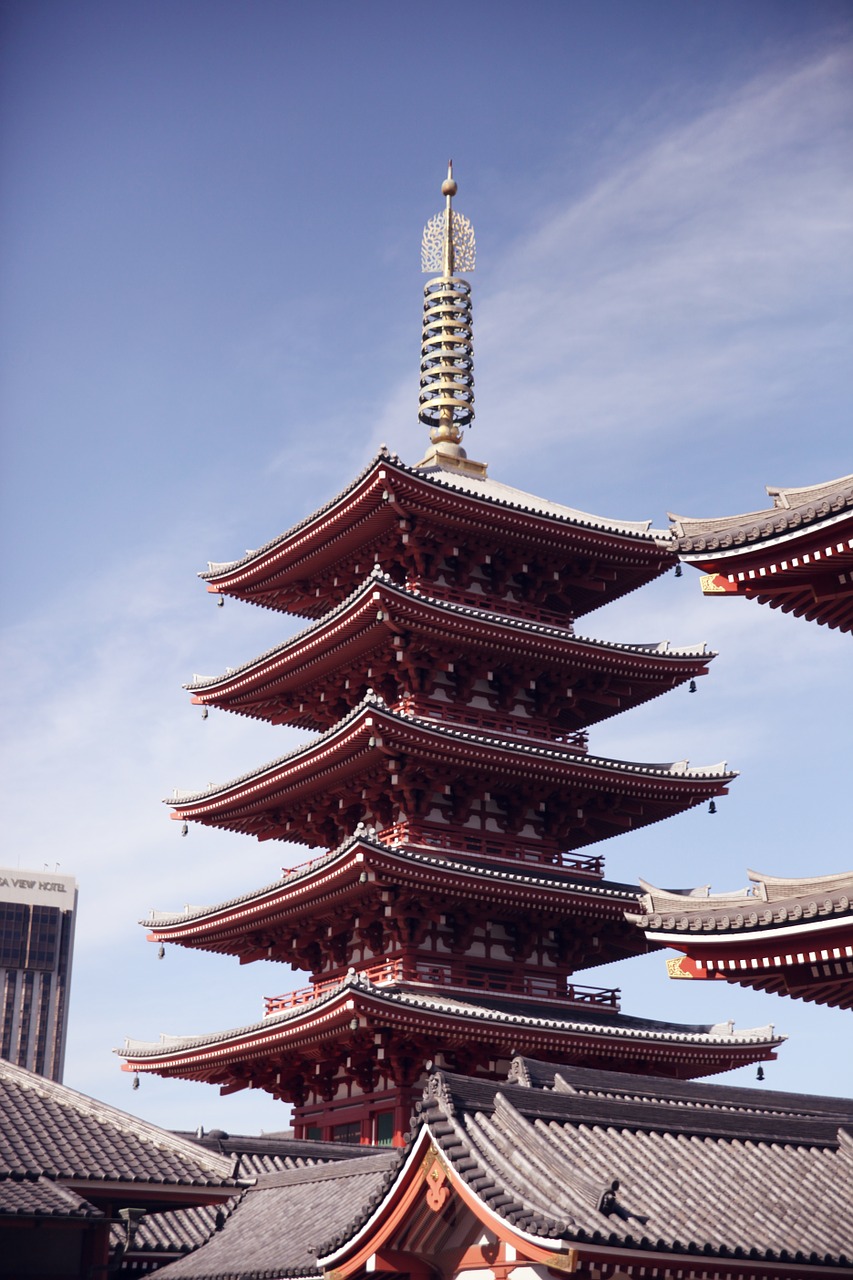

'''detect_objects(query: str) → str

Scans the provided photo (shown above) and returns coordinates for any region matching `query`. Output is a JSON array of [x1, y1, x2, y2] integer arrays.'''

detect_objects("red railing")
[[411, 581, 575, 630], [264, 958, 401, 1015], [264, 957, 620, 1016], [396, 697, 588, 752], [280, 827, 604, 881], [378, 823, 604, 878]]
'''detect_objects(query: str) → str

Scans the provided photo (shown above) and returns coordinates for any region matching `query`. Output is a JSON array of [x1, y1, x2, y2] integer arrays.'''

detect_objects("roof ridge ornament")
[[416, 162, 487, 478]]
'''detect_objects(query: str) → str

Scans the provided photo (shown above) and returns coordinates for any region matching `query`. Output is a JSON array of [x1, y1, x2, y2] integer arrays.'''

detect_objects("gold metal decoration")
[[419, 161, 476, 444]]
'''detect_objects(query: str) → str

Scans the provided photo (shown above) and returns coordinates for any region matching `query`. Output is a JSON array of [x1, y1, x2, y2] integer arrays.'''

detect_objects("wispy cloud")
[[373, 46, 852, 472]]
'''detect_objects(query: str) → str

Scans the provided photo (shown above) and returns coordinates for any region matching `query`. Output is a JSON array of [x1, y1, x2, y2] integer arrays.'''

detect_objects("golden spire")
[[416, 163, 485, 475]]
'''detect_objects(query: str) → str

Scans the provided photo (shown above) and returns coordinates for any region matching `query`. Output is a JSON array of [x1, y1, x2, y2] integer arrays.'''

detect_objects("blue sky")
[[1, 1, 851, 1133]]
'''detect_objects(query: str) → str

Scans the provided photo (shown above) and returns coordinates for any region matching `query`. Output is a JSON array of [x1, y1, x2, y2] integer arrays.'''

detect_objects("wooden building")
[[121, 167, 779, 1145], [670, 473, 853, 633], [150, 1056, 853, 1280], [628, 869, 853, 1010]]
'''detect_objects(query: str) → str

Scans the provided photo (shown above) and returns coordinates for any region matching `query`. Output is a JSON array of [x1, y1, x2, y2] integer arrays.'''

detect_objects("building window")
[[374, 1111, 395, 1146], [331, 1121, 361, 1144]]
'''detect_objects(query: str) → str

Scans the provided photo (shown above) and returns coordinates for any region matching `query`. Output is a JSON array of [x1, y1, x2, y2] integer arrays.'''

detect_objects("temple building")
[[628, 868, 853, 1011], [121, 167, 779, 1146], [670, 472, 853, 633]]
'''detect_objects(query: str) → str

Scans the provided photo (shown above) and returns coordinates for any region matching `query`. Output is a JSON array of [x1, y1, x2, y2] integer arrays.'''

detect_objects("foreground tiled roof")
[[140, 1061, 853, 1277], [395, 1064, 853, 1268], [0, 1059, 238, 1193], [151, 1152, 399, 1279], [0, 1173, 102, 1219], [122, 1131, 380, 1265]]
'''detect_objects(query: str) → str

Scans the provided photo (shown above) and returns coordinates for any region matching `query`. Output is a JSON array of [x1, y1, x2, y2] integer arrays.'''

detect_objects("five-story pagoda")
[[121, 167, 780, 1145]]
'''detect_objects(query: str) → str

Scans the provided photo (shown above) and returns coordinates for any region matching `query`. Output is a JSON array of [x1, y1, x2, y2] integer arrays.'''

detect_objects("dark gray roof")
[[508, 1056, 853, 1121], [136, 1063, 853, 1277], [122, 1132, 378, 1264], [0, 1059, 238, 1193], [393, 1066, 853, 1268], [0, 1173, 102, 1219], [150, 1152, 399, 1279]]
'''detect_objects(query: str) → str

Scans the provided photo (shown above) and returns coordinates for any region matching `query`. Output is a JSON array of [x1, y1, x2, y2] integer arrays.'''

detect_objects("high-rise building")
[[0, 868, 77, 1081], [121, 168, 779, 1142]]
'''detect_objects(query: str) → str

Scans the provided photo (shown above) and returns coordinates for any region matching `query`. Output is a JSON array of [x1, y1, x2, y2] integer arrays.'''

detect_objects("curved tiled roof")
[[201, 450, 668, 584], [628, 868, 853, 936], [669, 471, 853, 555], [131, 1062, 853, 1278], [0, 1174, 102, 1219], [168, 690, 733, 808], [120, 968, 780, 1062], [0, 1060, 239, 1192], [147, 1152, 398, 1280], [186, 568, 711, 694], [144, 827, 642, 930], [121, 1131, 381, 1266]]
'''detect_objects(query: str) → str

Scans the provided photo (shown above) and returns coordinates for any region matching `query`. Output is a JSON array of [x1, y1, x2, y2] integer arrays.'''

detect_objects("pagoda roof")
[[120, 967, 781, 1081], [168, 694, 733, 849], [627, 868, 853, 1009], [186, 569, 713, 729], [142, 829, 644, 955], [669, 470, 853, 632], [200, 450, 674, 617]]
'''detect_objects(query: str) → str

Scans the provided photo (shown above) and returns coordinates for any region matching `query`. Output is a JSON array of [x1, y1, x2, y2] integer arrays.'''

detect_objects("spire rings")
[[418, 276, 475, 434]]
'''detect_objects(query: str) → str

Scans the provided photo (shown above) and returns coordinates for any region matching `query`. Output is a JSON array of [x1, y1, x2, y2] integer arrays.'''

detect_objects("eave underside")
[[187, 576, 712, 731], [202, 457, 674, 619], [121, 983, 780, 1097], [169, 704, 732, 852]]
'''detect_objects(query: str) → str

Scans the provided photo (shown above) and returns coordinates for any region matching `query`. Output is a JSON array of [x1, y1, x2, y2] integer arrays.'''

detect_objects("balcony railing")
[[396, 697, 588, 752], [264, 957, 620, 1016], [378, 823, 604, 878], [412, 580, 575, 630]]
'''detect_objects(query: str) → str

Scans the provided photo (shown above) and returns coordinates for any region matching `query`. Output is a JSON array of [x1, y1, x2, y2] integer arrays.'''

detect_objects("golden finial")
[[418, 163, 478, 462]]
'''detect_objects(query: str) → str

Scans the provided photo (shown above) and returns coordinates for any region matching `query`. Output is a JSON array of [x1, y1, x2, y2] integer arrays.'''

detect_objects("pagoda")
[[121, 167, 780, 1144]]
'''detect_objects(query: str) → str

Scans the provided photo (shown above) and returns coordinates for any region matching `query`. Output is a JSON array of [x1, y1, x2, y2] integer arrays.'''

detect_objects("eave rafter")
[[201, 455, 675, 619], [187, 574, 713, 732], [169, 699, 733, 851], [121, 980, 780, 1096], [144, 839, 646, 971]]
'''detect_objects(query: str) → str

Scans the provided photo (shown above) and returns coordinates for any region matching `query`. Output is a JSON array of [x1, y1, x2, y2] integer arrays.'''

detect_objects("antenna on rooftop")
[[417, 162, 480, 469]]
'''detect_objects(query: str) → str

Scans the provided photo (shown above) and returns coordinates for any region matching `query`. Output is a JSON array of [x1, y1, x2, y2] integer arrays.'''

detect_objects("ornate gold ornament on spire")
[[416, 162, 485, 475]]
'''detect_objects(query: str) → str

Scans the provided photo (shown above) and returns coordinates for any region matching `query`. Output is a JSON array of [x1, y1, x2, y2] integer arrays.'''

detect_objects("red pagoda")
[[121, 166, 780, 1144]]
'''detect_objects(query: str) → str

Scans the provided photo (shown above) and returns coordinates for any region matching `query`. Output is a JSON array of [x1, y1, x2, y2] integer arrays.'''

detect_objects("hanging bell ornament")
[[675, 563, 683, 578], [708, 800, 717, 815], [689, 679, 697, 694]]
